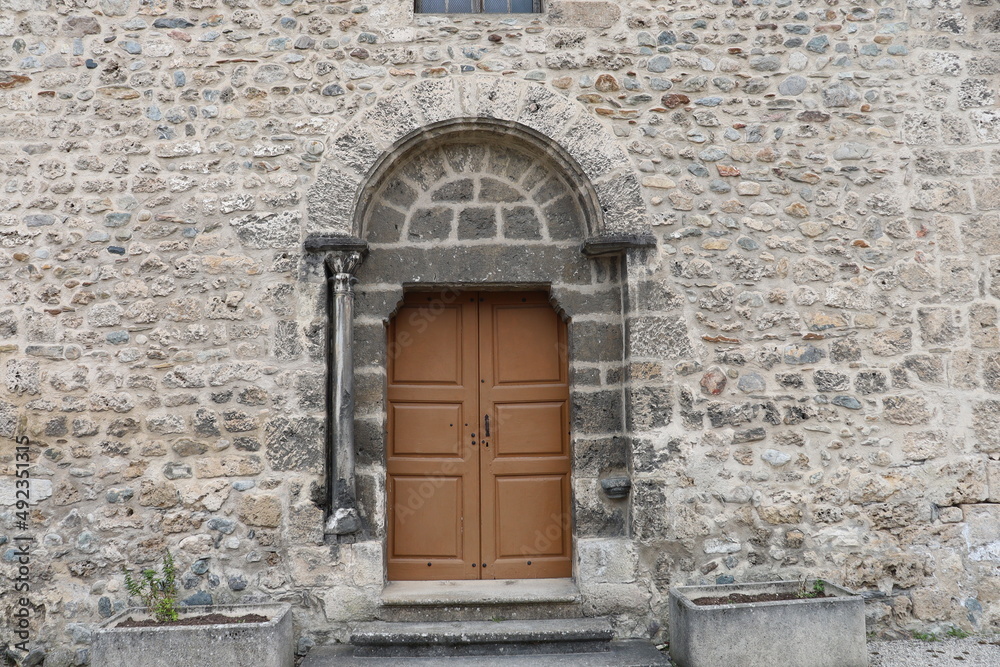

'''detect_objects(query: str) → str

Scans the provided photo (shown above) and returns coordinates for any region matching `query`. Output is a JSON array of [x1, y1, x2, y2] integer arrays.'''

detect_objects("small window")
[[415, 0, 539, 13]]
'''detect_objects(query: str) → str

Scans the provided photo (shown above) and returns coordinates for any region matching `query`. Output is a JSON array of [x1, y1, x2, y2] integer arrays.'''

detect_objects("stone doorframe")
[[304, 78, 658, 539]]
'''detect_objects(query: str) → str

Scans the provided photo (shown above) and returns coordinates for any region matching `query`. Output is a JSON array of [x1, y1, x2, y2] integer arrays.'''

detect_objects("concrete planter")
[[92, 603, 293, 667], [669, 581, 866, 667]]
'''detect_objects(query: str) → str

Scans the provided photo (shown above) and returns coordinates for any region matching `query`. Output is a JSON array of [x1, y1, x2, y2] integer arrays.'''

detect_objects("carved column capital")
[[325, 250, 364, 294]]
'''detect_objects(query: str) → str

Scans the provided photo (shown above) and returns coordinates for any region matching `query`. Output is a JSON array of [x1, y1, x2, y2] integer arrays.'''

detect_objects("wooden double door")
[[386, 290, 572, 580]]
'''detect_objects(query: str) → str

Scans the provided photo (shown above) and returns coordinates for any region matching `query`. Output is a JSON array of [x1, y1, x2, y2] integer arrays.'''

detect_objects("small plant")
[[123, 550, 180, 623], [795, 578, 826, 599], [912, 630, 939, 642], [946, 626, 970, 639]]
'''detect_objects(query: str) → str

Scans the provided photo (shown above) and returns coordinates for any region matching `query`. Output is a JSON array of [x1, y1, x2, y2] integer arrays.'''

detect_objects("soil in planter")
[[691, 591, 834, 606], [116, 613, 269, 628]]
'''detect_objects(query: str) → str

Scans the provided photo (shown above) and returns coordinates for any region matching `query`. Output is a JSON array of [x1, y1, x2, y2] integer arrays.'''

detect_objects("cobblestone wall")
[[2, 0, 1000, 661]]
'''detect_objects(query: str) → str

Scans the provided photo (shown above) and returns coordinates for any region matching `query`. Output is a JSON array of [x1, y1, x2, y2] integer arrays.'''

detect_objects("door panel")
[[387, 293, 480, 581], [479, 292, 572, 580], [391, 404, 464, 457], [387, 290, 571, 581], [391, 476, 463, 557], [391, 303, 464, 385], [493, 402, 566, 456], [495, 476, 568, 557]]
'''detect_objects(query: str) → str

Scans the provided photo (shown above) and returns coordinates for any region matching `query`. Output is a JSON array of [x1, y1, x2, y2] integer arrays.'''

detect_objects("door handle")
[[484, 414, 490, 437]]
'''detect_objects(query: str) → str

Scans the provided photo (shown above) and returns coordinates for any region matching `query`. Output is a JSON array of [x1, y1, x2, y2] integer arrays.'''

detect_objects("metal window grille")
[[415, 0, 539, 13]]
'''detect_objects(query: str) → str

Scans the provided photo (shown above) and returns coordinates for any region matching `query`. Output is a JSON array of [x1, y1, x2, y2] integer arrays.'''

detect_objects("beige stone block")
[[321, 585, 378, 623], [547, 0, 620, 28], [911, 588, 954, 622], [239, 494, 282, 528], [988, 460, 1000, 502], [577, 538, 638, 584], [964, 504, 1000, 562]]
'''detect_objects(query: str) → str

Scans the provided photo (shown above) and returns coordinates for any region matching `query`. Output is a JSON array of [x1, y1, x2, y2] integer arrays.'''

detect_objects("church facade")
[[2, 0, 1000, 660]]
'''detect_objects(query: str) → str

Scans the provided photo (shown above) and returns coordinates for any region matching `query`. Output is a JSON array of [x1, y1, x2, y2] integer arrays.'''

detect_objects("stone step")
[[350, 618, 614, 657], [301, 639, 671, 666], [377, 579, 584, 622]]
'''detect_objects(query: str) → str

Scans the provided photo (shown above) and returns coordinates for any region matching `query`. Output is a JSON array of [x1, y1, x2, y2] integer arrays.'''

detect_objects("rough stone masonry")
[[2, 0, 1000, 662]]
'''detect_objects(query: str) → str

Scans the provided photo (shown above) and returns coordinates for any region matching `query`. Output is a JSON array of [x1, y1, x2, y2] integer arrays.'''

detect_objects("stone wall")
[[1, 0, 1000, 661]]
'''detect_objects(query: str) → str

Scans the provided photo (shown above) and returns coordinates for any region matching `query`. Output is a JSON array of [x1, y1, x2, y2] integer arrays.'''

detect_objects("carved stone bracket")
[[305, 235, 369, 535], [581, 233, 657, 257]]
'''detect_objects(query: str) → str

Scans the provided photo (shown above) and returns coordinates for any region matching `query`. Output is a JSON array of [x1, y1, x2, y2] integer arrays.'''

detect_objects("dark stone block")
[[572, 390, 623, 434], [401, 150, 448, 192], [706, 401, 755, 428], [442, 143, 487, 174], [353, 322, 387, 369], [775, 373, 804, 389], [830, 337, 862, 363], [571, 320, 623, 363], [480, 177, 524, 203], [550, 287, 621, 318], [535, 176, 568, 204], [354, 372, 384, 415], [628, 385, 672, 430], [631, 280, 684, 311], [570, 366, 601, 386], [573, 436, 628, 476], [855, 370, 888, 395], [631, 479, 667, 540], [264, 416, 324, 473], [502, 206, 542, 240], [733, 427, 766, 443], [355, 416, 385, 466], [223, 410, 256, 433], [458, 207, 497, 240], [632, 437, 679, 473], [408, 207, 453, 241], [354, 287, 405, 320], [813, 369, 849, 392], [574, 483, 626, 538], [432, 178, 474, 202], [108, 417, 141, 438], [367, 203, 405, 243], [274, 320, 301, 360], [233, 436, 261, 451], [294, 372, 325, 412], [382, 177, 418, 208], [358, 245, 594, 287], [544, 194, 584, 241]]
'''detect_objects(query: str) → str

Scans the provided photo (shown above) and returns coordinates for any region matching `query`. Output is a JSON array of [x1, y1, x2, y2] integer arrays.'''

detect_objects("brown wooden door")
[[387, 291, 572, 581]]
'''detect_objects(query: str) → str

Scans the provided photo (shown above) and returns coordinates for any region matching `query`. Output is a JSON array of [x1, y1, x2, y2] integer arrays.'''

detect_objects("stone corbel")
[[580, 232, 657, 258], [305, 235, 369, 535]]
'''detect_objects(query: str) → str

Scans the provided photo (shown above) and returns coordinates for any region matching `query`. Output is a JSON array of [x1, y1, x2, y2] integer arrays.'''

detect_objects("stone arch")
[[306, 76, 647, 238], [359, 124, 592, 247]]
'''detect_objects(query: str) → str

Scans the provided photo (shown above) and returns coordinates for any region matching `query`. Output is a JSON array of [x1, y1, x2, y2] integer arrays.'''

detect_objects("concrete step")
[[377, 579, 584, 622], [301, 639, 671, 666], [350, 618, 614, 657]]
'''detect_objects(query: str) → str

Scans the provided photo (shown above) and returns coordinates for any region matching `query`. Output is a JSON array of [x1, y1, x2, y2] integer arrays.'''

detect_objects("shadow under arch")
[[352, 117, 605, 242]]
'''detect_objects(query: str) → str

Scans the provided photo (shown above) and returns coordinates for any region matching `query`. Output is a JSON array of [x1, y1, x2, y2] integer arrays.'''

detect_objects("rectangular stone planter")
[[92, 603, 293, 667], [669, 581, 866, 667]]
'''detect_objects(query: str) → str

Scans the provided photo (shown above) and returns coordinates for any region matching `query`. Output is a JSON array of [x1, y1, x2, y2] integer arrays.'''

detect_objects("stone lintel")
[[581, 233, 657, 257]]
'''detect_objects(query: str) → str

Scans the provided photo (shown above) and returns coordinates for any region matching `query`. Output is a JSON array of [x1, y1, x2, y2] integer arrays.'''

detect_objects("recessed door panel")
[[493, 305, 562, 384], [494, 476, 567, 558], [391, 476, 463, 557], [387, 290, 571, 581], [391, 303, 463, 385], [392, 404, 463, 457], [493, 402, 566, 456]]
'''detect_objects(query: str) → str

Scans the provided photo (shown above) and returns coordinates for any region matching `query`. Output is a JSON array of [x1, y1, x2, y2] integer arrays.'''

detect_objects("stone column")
[[305, 235, 369, 536]]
